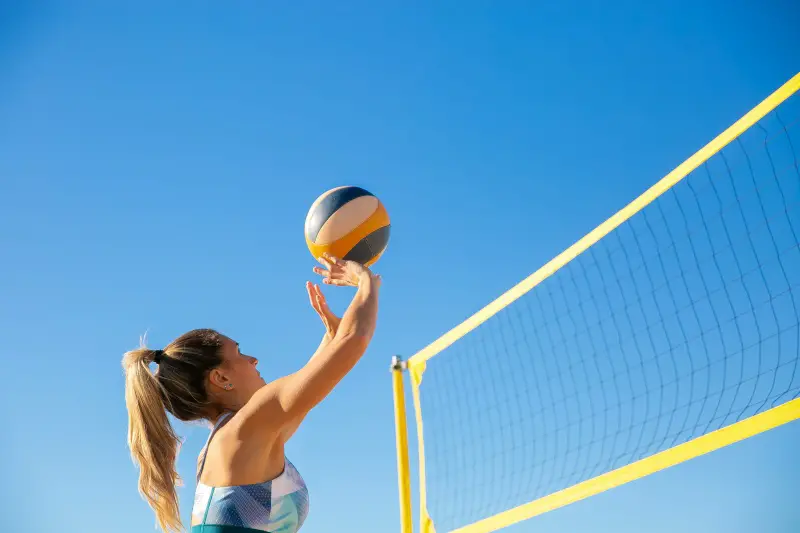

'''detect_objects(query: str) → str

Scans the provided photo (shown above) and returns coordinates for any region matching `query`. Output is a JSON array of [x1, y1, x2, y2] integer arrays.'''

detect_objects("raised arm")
[[238, 255, 380, 441]]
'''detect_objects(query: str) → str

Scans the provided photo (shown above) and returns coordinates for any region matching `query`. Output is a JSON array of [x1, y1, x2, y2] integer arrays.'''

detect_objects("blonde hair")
[[122, 330, 225, 532]]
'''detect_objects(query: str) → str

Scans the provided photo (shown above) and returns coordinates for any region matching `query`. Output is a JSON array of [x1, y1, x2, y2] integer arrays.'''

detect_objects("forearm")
[[309, 275, 377, 362], [334, 275, 379, 341], [237, 265, 381, 440], [274, 276, 379, 417], [308, 333, 332, 362]]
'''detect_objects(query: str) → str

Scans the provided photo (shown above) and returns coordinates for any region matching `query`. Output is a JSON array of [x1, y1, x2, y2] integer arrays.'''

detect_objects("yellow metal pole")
[[392, 355, 413, 533]]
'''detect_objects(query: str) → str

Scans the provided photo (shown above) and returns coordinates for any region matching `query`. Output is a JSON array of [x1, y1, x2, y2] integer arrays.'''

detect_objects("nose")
[[249, 355, 259, 366]]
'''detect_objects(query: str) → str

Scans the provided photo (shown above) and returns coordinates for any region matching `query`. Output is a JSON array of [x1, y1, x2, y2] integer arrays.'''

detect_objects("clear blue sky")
[[2, 1, 798, 532]]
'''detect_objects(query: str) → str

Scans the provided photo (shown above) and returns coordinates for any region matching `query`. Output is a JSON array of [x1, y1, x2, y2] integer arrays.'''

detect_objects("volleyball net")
[[392, 72, 800, 533]]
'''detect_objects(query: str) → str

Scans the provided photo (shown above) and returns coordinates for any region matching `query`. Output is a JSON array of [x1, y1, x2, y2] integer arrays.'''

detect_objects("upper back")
[[192, 412, 310, 532], [197, 412, 285, 487]]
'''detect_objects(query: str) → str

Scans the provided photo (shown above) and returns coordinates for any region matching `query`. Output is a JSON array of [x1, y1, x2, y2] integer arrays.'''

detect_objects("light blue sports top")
[[191, 412, 310, 533]]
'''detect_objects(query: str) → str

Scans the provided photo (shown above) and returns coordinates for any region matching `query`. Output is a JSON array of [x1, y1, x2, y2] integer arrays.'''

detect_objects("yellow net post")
[[410, 360, 437, 533], [391, 355, 413, 533]]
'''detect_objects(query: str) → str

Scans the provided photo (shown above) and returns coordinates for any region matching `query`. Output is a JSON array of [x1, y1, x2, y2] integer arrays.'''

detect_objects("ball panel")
[[305, 200, 390, 263], [365, 247, 386, 267], [343, 225, 390, 265], [305, 186, 373, 242], [314, 195, 379, 245], [304, 186, 346, 238]]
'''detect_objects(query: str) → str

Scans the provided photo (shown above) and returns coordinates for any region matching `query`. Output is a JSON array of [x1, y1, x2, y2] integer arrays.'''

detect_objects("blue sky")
[[1, 2, 798, 532]]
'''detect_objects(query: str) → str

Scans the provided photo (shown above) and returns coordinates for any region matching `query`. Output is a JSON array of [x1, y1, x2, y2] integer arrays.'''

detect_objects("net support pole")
[[391, 355, 413, 533]]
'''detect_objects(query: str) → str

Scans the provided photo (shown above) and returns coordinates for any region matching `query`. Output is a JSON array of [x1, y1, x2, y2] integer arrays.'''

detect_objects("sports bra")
[[191, 412, 310, 533]]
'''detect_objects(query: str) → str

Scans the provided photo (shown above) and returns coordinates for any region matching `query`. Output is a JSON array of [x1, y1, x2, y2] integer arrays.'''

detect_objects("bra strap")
[[196, 412, 233, 483]]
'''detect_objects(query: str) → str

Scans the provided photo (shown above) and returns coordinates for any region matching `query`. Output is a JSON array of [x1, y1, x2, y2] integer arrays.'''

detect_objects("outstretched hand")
[[312, 253, 378, 287], [306, 281, 340, 338]]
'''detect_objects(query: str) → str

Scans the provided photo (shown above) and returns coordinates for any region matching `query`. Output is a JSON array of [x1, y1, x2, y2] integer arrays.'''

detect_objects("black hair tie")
[[153, 349, 165, 364]]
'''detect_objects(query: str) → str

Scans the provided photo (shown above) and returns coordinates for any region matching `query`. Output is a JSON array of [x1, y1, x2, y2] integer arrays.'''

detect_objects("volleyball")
[[304, 186, 390, 266]]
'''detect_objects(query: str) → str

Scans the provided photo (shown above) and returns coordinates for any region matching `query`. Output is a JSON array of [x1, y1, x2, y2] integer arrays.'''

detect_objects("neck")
[[207, 407, 233, 426]]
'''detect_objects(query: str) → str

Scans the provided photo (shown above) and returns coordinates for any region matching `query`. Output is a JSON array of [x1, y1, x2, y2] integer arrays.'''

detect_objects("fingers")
[[307, 281, 322, 312], [313, 253, 345, 279], [313, 266, 339, 287], [322, 252, 342, 265], [322, 277, 353, 287], [306, 281, 315, 303], [315, 292, 326, 314], [317, 306, 331, 329], [313, 253, 338, 276], [314, 253, 360, 287], [307, 281, 333, 309], [315, 253, 341, 269], [313, 284, 329, 308]]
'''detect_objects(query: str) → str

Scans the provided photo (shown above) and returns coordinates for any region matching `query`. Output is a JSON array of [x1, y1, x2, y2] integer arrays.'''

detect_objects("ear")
[[208, 368, 231, 390]]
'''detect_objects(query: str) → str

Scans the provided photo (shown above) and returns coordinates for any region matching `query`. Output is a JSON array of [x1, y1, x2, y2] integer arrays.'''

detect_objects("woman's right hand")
[[313, 253, 380, 287]]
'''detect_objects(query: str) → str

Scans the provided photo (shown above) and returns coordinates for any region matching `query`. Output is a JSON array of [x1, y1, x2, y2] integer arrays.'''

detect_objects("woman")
[[122, 253, 381, 533]]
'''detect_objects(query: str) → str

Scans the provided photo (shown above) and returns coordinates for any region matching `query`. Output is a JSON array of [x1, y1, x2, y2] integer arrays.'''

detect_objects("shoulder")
[[220, 373, 310, 449], [223, 400, 286, 448]]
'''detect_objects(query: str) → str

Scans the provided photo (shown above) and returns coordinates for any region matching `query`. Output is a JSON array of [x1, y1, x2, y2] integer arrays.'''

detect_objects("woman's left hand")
[[306, 281, 340, 338]]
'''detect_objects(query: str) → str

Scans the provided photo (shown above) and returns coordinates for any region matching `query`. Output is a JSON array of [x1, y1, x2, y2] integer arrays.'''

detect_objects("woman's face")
[[210, 336, 266, 409]]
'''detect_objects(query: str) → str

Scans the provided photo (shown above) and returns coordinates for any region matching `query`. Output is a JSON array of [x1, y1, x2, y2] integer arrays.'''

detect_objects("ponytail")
[[123, 347, 183, 533]]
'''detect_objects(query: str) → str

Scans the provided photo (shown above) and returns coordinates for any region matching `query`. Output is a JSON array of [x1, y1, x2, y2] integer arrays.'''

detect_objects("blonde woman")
[[122, 254, 381, 533]]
